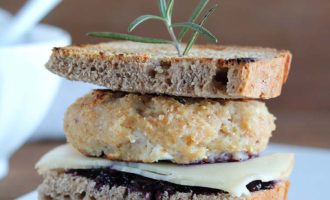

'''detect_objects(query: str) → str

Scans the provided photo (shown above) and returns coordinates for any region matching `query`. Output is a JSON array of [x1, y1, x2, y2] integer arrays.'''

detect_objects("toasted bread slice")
[[38, 172, 289, 200], [46, 41, 291, 99]]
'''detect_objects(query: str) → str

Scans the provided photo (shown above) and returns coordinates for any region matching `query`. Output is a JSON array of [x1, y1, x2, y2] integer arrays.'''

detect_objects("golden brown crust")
[[282, 52, 292, 84], [231, 54, 291, 99], [47, 41, 292, 99], [64, 90, 275, 164]]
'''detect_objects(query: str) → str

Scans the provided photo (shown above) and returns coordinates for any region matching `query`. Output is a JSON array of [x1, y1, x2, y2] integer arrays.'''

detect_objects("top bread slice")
[[46, 41, 291, 99]]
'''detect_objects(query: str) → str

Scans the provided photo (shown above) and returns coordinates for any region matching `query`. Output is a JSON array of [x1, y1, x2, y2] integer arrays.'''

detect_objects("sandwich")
[[35, 42, 294, 200]]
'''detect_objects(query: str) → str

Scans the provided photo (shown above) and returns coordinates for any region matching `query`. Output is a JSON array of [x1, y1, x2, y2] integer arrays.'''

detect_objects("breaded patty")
[[64, 90, 275, 164]]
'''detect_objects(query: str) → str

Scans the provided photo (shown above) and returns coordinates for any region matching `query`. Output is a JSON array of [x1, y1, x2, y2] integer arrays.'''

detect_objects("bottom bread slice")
[[36, 144, 294, 200], [38, 171, 289, 200]]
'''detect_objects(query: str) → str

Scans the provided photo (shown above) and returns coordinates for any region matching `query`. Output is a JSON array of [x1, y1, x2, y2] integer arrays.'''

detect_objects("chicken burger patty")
[[64, 90, 276, 164]]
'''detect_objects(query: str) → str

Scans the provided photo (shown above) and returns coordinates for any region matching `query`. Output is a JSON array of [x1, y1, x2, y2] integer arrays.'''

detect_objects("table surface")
[[0, 138, 329, 200]]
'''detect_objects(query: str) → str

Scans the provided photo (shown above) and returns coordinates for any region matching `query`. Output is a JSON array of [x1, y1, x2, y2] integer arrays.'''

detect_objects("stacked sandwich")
[[36, 42, 294, 200]]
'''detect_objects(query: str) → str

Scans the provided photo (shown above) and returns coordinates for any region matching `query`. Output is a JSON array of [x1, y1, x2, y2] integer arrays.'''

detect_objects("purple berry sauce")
[[66, 168, 275, 198]]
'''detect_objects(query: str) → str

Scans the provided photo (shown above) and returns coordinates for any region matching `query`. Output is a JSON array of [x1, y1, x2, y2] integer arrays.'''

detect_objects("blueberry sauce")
[[66, 168, 275, 197], [97, 153, 257, 165], [246, 180, 276, 192], [186, 153, 258, 165]]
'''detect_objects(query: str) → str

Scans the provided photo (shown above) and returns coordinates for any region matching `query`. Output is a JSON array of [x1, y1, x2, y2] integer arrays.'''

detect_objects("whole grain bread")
[[46, 41, 292, 99], [38, 172, 289, 200]]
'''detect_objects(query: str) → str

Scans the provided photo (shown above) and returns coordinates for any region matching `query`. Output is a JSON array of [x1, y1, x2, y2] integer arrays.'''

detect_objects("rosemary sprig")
[[183, 4, 218, 55], [158, 0, 167, 18], [178, 0, 210, 41], [87, 32, 172, 44], [128, 15, 166, 32], [171, 22, 217, 42], [87, 0, 218, 56]]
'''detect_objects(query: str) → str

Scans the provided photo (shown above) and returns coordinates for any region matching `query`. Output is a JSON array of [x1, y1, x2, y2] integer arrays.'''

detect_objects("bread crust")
[[64, 90, 275, 164], [46, 41, 292, 99], [38, 172, 289, 200]]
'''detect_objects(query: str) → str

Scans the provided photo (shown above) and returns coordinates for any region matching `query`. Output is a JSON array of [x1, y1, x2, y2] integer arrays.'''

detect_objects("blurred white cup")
[[0, 9, 71, 179], [0, 9, 11, 26]]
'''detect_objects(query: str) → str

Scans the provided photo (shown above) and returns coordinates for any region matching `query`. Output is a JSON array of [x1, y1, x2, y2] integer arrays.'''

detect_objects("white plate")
[[17, 144, 330, 200]]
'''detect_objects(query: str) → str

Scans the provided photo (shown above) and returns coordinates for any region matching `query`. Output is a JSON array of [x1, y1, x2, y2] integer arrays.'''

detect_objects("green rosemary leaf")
[[87, 32, 172, 44], [128, 15, 166, 32], [178, 0, 209, 41], [183, 4, 218, 55], [87, 0, 219, 57], [171, 22, 217, 42], [166, 0, 174, 20], [158, 0, 167, 18]]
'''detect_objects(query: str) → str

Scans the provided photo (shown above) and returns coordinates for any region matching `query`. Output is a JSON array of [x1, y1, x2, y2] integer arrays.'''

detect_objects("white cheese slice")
[[36, 144, 294, 197]]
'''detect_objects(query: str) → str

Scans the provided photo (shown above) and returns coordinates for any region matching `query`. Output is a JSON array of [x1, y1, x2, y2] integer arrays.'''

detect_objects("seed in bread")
[[46, 41, 291, 99], [64, 90, 276, 164]]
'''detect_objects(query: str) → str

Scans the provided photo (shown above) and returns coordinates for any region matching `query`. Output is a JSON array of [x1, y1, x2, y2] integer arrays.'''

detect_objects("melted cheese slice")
[[36, 144, 294, 197]]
